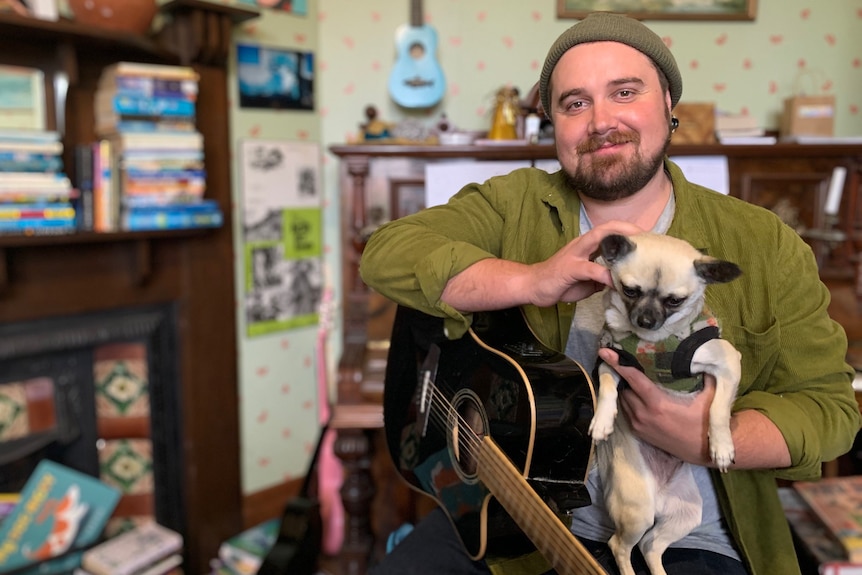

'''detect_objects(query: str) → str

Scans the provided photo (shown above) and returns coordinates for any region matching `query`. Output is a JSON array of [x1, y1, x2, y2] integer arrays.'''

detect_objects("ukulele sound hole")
[[409, 42, 426, 60], [448, 389, 488, 483]]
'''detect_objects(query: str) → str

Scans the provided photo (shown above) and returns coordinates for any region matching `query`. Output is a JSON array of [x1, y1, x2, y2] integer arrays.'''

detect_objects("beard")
[[562, 125, 672, 202]]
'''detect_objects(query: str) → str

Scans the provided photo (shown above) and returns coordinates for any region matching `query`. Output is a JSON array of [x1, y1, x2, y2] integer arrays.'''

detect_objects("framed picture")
[[237, 43, 314, 111], [388, 177, 425, 220], [557, 0, 757, 21]]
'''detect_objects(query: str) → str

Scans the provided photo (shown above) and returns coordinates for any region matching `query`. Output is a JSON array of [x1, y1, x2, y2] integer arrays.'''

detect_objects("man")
[[360, 12, 861, 575]]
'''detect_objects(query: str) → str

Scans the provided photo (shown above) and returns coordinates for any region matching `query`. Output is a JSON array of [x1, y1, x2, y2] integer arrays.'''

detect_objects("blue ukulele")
[[388, 0, 446, 109]]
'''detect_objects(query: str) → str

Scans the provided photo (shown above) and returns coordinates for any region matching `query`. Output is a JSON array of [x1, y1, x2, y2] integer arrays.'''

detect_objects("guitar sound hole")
[[448, 390, 487, 482]]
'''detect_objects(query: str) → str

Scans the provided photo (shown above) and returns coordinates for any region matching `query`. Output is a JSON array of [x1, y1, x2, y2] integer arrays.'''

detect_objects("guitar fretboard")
[[477, 438, 605, 575]]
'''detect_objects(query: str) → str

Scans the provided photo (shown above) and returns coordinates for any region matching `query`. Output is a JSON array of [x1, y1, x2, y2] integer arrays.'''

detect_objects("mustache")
[[577, 131, 641, 154]]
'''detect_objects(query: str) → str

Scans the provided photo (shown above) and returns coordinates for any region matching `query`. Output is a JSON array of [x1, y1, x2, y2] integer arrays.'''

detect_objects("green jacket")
[[360, 160, 861, 575]]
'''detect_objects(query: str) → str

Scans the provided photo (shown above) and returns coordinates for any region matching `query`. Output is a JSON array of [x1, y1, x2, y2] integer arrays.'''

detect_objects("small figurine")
[[360, 105, 392, 141]]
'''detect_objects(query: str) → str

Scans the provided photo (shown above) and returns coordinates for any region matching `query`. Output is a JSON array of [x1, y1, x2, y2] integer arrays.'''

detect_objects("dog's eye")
[[621, 286, 640, 298], [665, 296, 686, 308]]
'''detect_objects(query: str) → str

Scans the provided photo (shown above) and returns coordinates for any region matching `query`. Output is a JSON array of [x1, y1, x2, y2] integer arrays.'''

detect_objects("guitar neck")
[[477, 438, 605, 575], [410, 0, 423, 27]]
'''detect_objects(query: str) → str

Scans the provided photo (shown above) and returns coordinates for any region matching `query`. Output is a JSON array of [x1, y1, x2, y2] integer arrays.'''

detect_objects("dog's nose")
[[636, 314, 658, 329]]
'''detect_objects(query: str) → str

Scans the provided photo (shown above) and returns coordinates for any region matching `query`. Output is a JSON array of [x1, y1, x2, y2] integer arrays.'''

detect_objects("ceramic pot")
[[68, 0, 158, 35]]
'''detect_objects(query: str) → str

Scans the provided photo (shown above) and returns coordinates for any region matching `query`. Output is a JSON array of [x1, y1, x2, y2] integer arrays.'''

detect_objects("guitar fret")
[[478, 438, 605, 575]]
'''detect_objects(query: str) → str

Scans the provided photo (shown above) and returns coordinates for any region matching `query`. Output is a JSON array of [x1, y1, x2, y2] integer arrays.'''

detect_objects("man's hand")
[[600, 348, 715, 465], [599, 347, 792, 470], [527, 221, 643, 306], [441, 220, 642, 312]]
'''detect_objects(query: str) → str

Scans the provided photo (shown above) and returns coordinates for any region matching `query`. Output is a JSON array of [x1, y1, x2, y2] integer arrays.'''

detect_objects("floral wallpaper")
[[219, 0, 862, 494]]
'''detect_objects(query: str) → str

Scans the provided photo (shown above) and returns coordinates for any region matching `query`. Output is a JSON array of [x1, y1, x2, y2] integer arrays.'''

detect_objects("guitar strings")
[[423, 379, 485, 464], [420, 380, 601, 574]]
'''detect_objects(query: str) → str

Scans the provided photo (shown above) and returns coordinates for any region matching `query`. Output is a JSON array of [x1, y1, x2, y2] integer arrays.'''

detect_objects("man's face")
[[548, 42, 673, 201]]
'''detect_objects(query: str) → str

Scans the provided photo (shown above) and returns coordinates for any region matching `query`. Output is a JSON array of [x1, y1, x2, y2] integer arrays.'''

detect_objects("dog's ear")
[[694, 258, 742, 284], [600, 234, 636, 265]]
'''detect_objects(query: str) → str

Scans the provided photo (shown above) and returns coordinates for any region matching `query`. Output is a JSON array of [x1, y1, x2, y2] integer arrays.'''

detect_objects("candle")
[[824, 166, 847, 216]]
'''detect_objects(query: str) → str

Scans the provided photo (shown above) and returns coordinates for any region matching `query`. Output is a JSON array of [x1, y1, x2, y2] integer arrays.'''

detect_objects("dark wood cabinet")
[[0, 3, 257, 572], [328, 141, 862, 574]]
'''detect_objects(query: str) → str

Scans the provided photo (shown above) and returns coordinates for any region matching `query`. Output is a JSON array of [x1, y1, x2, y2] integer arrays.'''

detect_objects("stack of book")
[[0, 129, 76, 235], [715, 112, 776, 145], [77, 521, 184, 575], [0, 460, 121, 575], [93, 61, 222, 232], [780, 475, 862, 574], [213, 518, 280, 575]]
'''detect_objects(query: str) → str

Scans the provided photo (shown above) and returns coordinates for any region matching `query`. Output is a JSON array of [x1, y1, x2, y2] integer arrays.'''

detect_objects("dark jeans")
[[369, 508, 749, 575]]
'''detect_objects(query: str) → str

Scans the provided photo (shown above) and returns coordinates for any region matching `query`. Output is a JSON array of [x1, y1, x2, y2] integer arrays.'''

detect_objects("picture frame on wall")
[[557, 0, 757, 21]]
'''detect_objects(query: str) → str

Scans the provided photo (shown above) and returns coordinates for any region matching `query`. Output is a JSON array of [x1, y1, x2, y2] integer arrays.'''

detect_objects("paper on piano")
[[669, 155, 729, 195], [425, 160, 530, 208]]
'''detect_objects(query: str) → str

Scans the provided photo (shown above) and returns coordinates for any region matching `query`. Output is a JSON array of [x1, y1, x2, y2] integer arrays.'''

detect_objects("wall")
[[224, 2, 324, 495], [227, 0, 862, 494]]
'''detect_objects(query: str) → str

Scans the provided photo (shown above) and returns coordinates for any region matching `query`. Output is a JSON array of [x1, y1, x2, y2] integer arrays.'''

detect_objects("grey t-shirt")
[[563, 195, 740, 560]]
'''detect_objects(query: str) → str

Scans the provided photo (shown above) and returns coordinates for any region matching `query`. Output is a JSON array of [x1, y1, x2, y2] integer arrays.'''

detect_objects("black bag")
[[256, 425, 327, 575]]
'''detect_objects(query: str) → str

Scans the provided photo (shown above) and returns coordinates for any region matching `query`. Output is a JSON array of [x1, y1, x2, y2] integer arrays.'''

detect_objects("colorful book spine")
[[0, 156, 63, 173], [109, 75, 198, 100], [93, 139, 117, 232], [101, 95, 196, 118], [125, 168, 205, 181], [80, 521, 183, 575], [123, 206, 222, 231], [0, 141, 63, 154], [108, 119, 196, 134], [217, 519, 280, 575], [0, 218, 76, 232], [74, 144, 94, 231], [0, 203, 75, 219], [103, 62, 199, 80]]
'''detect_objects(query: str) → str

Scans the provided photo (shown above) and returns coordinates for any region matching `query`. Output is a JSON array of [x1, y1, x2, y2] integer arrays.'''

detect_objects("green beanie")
[[539, 12, 683, 117]]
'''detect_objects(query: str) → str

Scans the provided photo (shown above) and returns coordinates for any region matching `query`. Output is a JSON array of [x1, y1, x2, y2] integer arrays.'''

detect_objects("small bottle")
[[525, 113, 541, 144]]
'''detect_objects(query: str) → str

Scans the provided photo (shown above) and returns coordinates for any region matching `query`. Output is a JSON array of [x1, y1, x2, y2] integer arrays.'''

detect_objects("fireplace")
[[0, 304, 185, 536]]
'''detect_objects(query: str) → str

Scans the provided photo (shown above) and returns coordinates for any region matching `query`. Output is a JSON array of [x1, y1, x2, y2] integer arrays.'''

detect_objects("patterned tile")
[[0, 378, 56, 442], [98, 438, 154, 494], [94, 343, 150, 417], [0, 382, 26, 441]]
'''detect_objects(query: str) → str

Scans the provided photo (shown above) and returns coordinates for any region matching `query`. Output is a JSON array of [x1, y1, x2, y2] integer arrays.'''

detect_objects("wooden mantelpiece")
[[329, 141, 862, 573]]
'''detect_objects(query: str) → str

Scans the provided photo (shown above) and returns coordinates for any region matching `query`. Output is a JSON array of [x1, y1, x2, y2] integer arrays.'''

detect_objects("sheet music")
[[425, 160, 530, 207], [669, 155, 730, 195]]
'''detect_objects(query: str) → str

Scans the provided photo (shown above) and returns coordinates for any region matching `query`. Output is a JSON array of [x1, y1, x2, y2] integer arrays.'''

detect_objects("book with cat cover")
[[0, 460, 121, 574]]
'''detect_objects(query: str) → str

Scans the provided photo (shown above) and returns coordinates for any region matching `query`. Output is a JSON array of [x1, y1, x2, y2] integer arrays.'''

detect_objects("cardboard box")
[[781, 95, 835, 138], [671, 102, 717, 144]]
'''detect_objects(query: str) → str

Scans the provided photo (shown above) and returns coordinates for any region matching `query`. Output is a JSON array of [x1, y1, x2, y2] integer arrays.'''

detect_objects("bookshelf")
[[0, 2, 258, 573]]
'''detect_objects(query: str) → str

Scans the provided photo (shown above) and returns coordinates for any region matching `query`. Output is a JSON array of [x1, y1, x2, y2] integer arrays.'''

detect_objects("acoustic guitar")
[[388, 0, 446, 108], [383, 306, 605, 574]]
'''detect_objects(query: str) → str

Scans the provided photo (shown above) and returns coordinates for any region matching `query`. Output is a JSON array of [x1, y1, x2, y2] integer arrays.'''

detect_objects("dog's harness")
[[604, 307, 721, 393]]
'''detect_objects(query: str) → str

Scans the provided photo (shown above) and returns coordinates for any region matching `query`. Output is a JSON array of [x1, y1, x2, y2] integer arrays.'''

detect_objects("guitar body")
[[388, 4, 445, 108], [383, 306, 596, 561]]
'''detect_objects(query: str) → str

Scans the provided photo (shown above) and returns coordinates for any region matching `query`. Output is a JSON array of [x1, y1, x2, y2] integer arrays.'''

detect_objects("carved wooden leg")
[[334, 426, 376, 575]]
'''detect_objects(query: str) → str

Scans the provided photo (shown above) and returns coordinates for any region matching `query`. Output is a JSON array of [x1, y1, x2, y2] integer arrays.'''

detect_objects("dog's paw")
[[589, 409, 616, 441], [710, 431, 735, 472]]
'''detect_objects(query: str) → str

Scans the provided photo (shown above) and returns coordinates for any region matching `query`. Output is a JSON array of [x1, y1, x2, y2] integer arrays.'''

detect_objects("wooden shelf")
[[0, 12, 176, 62], [331, 141, 862, 161], [0, 3, 259, 571], [0, 227, 213, 248]]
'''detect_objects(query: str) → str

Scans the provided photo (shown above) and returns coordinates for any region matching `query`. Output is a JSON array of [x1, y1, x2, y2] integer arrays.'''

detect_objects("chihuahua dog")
[[588, 233, 742, 575]]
